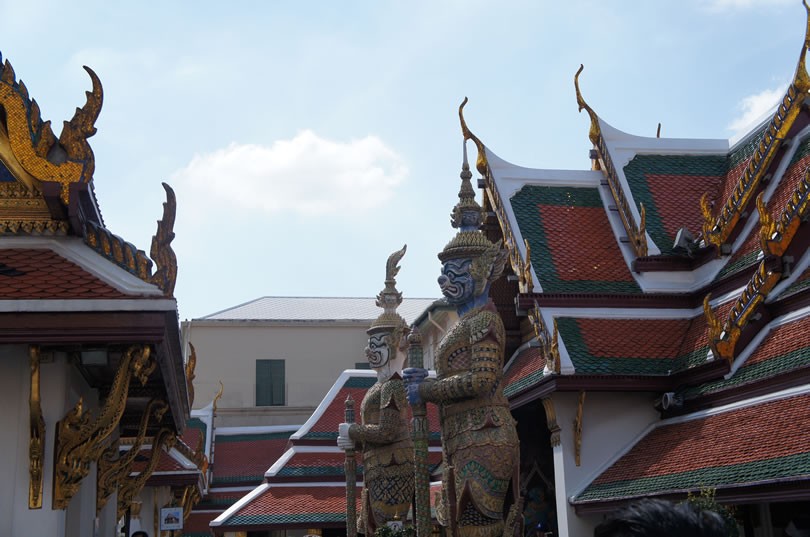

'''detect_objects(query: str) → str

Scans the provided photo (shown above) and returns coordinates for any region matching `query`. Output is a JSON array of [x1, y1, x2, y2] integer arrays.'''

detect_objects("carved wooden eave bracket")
[[528, 303, 560, 374], [702, 3, 810, 252], [29, 345, 45, 509], [53, 344, 157, 509], [96, 399, 168, 514], [186, 342, 197, 409], [541, 397, 561, 448], [460, 98, 536, 289], [117, 428, 177, 521], [574, 391, 586, 467], [576, 65, 648, 258], [149, 182, 178, 297], [0, 55, 101, 206], [758, 167, 810, 255], [704, 257, 782, 363], [177, 483, 201, 522]]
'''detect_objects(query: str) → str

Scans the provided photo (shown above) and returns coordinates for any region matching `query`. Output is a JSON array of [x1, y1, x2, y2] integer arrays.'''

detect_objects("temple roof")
[[572, 386, 810, 511]]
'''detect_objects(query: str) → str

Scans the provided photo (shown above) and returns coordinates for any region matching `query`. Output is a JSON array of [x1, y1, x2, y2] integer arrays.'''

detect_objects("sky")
[[0, 0, 805, 320]]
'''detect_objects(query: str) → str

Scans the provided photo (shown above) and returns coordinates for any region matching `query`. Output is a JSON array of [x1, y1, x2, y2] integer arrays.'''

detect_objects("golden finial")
[[702, 294, 723, 358], [149, 183, 178, 297], [458, 97, 489, 177], [212, 381, 224, 414], [574, 64, 601, 146]]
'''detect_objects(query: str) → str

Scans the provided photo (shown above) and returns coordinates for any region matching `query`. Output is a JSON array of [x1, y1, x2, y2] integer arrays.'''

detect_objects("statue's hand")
[[337, 422, 353, 450], [402, 367, 428, 405]]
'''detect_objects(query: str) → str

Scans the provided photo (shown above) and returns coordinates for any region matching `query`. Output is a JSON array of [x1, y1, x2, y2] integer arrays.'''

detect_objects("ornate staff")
[[408, 327, 431, 537], [344, 395, 357, 537]]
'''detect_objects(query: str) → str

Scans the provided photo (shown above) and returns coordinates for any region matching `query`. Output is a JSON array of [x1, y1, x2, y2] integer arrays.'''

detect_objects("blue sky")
[[0, 0, 804, 319]]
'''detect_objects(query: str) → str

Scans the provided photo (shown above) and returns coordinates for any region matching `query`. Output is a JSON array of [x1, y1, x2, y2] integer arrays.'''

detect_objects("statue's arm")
[[420, 312, 503, 403], [349, 378, 405, 443]]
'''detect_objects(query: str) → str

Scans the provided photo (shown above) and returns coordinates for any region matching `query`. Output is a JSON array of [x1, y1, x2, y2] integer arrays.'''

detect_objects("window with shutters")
[[354, 362, 370, 370], [255, 359, 285, 406]]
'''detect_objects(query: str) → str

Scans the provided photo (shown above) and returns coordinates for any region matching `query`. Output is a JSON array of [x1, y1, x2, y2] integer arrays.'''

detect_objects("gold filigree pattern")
[[527, 303, 560, 374], [0, 57, 100, 204], [576, 65, 648, 258], [53, 345, 156, 509], [702, 4, 810, 250], [149, 183, 178, 297], [758, 167, 810, 256], [0, 183, 69, 235], [574, 391, 585, 467], [117, 428, 177, 520], [96, 399, 168, 513], [541, 397, 561, 448], [186, 342, 197, 409], [29, 345, 45, 509]]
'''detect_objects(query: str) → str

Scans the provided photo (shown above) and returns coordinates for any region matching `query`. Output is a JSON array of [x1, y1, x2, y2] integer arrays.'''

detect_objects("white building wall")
[[1, 347, 106, 537], [185, 322, 370, 417], [550, 391, 659, 537]]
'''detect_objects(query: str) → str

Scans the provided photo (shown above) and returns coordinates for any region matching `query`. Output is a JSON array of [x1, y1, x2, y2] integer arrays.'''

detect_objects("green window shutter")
[[256, 359, 285, 406], [354, 362, 370, 370]]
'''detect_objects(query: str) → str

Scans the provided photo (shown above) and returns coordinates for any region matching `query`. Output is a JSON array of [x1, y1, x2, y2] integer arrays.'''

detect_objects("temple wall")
[[550, 391, 659, 537]]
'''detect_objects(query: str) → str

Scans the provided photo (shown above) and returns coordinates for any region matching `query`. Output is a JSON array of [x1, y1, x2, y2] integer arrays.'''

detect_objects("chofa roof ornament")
[[0, 54, 102, 204]]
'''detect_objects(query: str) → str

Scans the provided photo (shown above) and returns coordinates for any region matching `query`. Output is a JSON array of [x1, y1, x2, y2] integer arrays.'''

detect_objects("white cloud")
[[172, 130, 408, 216], [702, 0, 794, 11], [727, 85, 786, 136]]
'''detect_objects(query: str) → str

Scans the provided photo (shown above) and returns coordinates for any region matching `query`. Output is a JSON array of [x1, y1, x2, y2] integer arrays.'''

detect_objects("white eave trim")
[[210, 483, 270, 527], [0, 236, 162, 296], [0, 298, 177, 312]]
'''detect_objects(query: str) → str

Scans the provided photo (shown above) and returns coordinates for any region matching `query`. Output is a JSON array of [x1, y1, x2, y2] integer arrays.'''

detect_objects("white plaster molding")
[[210, 483, 269, 526], [264, 448, 296, 477], [216, 425, 300, 436], [0, 298, 177, 312], [728, 305, 810, 376]]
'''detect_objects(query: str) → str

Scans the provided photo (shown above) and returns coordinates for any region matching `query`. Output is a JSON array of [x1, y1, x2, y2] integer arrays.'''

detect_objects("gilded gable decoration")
[[53, 345, 156, 509], [0, 55, 101, 205], [701, 3, 810, 251], [705, 257, 782, 363], [757, 167, 810, 256], [575, 65, 648, 258], [574, 391, 585, 466]]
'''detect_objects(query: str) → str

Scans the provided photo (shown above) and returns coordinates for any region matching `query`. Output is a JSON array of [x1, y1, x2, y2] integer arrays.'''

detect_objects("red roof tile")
[[593, 392, 810, 486], [183, 511, 218, 534], [503, 346, 545, 397], [577, 318, 691, 360], [0, 248, 128, 299], [541, 205, 635, 284], [214, 432, 291, 483], [645, 173, 725, 243], [305, 385, 373, 436], [237, 484, 361, 517], [746, 315, 810, 367]]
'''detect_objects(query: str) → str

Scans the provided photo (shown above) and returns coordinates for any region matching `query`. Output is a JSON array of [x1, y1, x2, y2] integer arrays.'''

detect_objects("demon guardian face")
[[438, 259, 474, 305]]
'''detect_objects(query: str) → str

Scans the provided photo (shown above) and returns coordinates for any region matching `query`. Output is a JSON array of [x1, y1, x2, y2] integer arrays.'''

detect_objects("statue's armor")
[[350, 374, 414, 535], [421, 301, 519, 537]]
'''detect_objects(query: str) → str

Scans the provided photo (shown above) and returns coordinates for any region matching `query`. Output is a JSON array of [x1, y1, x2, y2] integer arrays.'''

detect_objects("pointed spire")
[[368, 245, 408, 334]]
